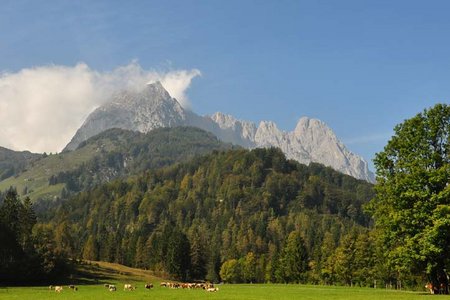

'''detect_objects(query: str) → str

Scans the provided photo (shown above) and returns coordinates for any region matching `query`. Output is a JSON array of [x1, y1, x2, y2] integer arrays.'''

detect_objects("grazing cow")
[[425, 283, 435, 294], [48, 285, 53, 290], [68, 285, 77, 291], [54, 286, 63, 293], [145, 283, 153, 289], [109, 285, 117, 292], [206, 287, 219, 292], [439, 283, 447, 295], [124, 284, 135, 291]]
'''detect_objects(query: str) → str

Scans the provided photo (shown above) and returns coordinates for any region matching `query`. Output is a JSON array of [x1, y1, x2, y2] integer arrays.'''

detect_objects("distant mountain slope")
[[64, 82, 374, 182], [0, 127, 233, 202], [0, 146, 42, 180]]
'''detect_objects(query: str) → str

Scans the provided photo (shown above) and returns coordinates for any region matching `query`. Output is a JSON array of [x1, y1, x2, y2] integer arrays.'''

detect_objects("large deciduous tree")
[[371, 103, 450, 294]]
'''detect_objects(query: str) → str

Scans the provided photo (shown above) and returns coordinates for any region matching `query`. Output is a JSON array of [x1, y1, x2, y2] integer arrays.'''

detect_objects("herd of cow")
[[48, 282, 218, 293], [48, 285, 77, 292], [425, 282, 449, 295], [160, 281, 219, 292]]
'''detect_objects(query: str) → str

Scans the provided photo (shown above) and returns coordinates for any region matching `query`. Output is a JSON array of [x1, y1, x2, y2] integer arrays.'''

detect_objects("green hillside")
[[0, 127, 234, 202], [45, 147, 376, 285], [0, 146, 42, 180], [0, 142, 112, 201]]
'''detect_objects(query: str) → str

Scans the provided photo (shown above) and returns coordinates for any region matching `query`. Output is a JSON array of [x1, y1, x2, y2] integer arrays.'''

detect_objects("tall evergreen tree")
[[276, 231, 309, 283], [189, 232, 207, 280], [165, 228, 191, 281], [0, 189, 21, 236], [82, 236, 98, 261]]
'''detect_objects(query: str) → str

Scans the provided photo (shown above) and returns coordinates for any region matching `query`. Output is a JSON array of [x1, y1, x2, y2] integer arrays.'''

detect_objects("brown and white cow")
[[124, 284, 136, 291], [425, 283, 435, 294], [145, 283, 153, 289]]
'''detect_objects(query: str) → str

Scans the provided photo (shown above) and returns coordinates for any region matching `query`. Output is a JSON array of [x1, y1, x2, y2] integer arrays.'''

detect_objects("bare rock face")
[[289, 117, 374, 182], [212, 113, 375, 182], [64, 82, 375, 182], [64, 82, 186, 151]]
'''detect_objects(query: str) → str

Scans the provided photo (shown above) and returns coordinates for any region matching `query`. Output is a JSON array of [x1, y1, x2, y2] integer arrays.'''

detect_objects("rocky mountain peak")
[[293, 117, 340, 150], [209, 112, 257, 142], [64, 84, 375, 182], [143, 81, 171, 98], [294, 117, 333, 137], [258, 120, 280, 132], [255, 121, 287, 149], [210, 112, 239, 129], [64, 82, 186, 151]]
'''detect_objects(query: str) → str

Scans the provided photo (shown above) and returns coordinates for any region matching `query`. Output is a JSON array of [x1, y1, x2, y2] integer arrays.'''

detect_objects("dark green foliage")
[[276, 231, 309, 283], [165, 228, 191, 281], [370, 103, 450, 293], [49, 127, 234, 196], [0, 189, 68, 283], [189, 229, 208, 280], [45, 147, 374, 282]]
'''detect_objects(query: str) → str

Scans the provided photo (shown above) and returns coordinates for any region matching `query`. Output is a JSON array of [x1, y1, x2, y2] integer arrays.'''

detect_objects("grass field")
[[0, 283, 442, 300], [0, 261, 446, 300]]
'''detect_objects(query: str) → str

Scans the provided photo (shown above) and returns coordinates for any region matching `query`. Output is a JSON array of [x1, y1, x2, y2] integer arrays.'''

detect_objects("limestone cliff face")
[[65, 82, 375, 182], [64, 82, 186, 151], [211, 114, 375, 182]]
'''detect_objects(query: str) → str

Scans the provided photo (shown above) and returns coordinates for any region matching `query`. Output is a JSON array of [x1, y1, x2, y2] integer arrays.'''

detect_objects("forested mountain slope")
[[0, 127, 234, 203], [46, 147, 375, 283]]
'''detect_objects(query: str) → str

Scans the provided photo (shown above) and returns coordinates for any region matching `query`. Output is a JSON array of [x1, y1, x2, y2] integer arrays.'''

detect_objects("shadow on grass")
[[67, 261, 121, 285]]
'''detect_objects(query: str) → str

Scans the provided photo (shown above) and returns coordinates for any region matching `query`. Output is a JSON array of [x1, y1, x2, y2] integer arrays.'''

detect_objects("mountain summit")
[[65, 82, 187, 151], [65, 82, 375, 182]]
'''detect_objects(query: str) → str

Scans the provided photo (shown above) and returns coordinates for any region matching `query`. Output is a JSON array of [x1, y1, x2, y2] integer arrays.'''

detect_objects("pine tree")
[[189, 232, 207, 280], [277, 231, 309, 283], [243, 252, 257, 283], [0, 189, 21, 236], [165, 228, 191, 280], [134, 236, 146, 268], [82, 236, 98, 261]]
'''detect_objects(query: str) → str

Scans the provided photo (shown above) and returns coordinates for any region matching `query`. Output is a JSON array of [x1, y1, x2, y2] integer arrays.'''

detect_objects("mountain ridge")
[[64, 82, 375, 182], [0, 146, 42, 180], [0, 126, 234, 202]]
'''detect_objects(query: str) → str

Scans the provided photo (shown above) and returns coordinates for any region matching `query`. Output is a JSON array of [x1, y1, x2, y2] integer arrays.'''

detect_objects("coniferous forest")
[[0, 189, 68, 283], [44, 147, 376, 285]]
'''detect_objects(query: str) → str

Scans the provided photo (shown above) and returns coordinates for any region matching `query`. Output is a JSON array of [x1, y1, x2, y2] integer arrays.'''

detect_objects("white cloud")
[[0, 62, 200, 153]]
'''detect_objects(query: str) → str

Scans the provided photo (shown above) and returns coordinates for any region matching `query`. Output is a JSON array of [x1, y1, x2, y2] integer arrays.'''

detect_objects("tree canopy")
[[370, 103, 450, 294], [46, 147, 374, 284]]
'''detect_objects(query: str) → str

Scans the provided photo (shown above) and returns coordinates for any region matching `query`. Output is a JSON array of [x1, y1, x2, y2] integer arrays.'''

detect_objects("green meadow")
[[0, 284, 440, 300], [0, 261, 442, 300]]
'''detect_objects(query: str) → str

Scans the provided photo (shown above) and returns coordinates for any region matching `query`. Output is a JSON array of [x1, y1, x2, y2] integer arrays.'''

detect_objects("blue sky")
[[1, 0, 449, 169]]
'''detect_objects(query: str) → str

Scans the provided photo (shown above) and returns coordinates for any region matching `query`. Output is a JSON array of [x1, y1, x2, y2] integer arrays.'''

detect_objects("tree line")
[[0, 189, 68, 284]]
